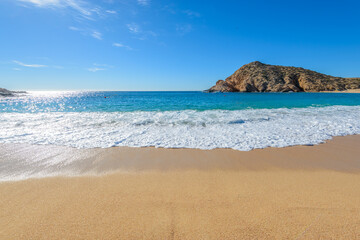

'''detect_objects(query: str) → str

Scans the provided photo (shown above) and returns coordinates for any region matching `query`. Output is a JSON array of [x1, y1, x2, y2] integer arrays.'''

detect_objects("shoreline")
[[320, 88, 360, 93], [0, 135, 360, 182], [1, 135, 360, 239]]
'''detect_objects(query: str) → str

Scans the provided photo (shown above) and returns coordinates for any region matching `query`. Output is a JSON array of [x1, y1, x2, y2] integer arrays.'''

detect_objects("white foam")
[[0, 106, 360, 151]]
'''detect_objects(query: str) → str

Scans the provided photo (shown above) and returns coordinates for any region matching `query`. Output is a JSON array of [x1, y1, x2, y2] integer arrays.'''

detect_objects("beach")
[[322, 89, 360, 93], [2, 0, 360, 238], [339, 89, 360, 93], [1, 135, 360, 239]]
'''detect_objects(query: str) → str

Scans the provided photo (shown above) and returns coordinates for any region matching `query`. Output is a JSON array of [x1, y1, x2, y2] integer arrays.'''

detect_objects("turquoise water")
[[0, 91, 360, 151], [1, 91, 360, 113]]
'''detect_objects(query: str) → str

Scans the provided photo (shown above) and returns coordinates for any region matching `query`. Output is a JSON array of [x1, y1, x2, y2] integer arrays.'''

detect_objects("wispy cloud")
[[87, 67, 105, 72], [13, 68, 22, 71], [87, 63, 112, 72], [126, 23, 157, 40], [91, 31, 102, 40], [64, 0, 92, 16], [162, 5, 176, 14], [17, 0, 93, 18], [137, 0, 150, 6], [13, 60, 47, 68], [176, 24, 192, 36], [183, 10, 200, 18], [126, 23, 140, 34], [69, 26, 104, 40], [93, 63, 113, 68], [105, 10, 116, 14], [69, 26, 80, 31], [113, 42, 132, 50]]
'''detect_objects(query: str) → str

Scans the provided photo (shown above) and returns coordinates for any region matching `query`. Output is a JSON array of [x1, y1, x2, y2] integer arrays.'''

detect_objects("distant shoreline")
[[0, 88, 26, 97], [320, 88, 360, 93]]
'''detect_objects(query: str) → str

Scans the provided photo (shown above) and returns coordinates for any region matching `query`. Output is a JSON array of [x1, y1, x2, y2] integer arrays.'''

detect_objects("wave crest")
[[0, 106, 360, 151]]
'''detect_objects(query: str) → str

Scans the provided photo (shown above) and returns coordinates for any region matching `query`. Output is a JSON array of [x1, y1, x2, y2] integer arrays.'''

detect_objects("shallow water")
[[1, 91, 360, 150]]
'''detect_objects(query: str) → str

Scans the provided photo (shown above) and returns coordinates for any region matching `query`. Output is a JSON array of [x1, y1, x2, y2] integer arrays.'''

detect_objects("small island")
[[206, 61, 360, 92]]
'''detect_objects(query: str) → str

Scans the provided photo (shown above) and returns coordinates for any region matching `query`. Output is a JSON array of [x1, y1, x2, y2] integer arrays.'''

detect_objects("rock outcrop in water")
[[0, 88, 26, 97], [206, 61, 360, 92]]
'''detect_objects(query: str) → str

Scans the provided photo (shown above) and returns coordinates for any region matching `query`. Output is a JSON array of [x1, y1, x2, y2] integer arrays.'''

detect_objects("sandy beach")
[[1, 135, 360, 239], [322, 88, 360, 93], [2, 0, 360, 239], [340, 89, 360, 93]]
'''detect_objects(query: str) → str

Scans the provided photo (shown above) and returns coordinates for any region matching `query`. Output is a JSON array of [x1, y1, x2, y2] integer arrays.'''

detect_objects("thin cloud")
[[88, 67, 105, 72], [87, 63, 113, 72], [176, 24, 192, 36], [91, 31, 102, 40], [113, 42, 132, 50], [65, 0, 92, 16], [69, 26, 80, 31], [13, 60, 47, 68], [147, 31, 157, 37], [126, 23, 156, 40], [17, 0, 93, 18], [105, 10, 117, 14], [183, 10, 200, 18], [126, 23, 140, 34], [93, 63, 113, 68], [162, 5, 176, 14], [137, 0, 150, 6], [69, 26, 104, 40]]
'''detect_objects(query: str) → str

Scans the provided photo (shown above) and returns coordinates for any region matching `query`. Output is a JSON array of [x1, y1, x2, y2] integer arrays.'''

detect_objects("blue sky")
[[1, 0, 360, 91]]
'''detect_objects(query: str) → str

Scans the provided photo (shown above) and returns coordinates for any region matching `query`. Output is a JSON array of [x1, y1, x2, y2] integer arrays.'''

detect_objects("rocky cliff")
[[207, 61, 360, 92]]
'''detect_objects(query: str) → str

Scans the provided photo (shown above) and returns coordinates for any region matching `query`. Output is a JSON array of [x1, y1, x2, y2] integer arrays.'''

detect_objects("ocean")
[[1, 91, 360, 151]]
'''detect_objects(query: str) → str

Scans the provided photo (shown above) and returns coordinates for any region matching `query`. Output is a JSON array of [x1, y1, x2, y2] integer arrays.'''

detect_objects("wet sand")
[[1, 135, 360, 239]]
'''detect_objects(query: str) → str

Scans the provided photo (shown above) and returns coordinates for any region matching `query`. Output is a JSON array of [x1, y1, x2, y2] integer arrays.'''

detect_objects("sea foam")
[[0, 106, 360, 151]]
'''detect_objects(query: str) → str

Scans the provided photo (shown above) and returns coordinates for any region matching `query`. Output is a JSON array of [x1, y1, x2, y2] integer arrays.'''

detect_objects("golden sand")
[[321, 88, 360, 93], [342, 89, 360, 93], [1, 136, 360, 239]]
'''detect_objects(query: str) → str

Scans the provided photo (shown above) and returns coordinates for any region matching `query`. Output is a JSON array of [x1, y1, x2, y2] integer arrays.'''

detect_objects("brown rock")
[[206, 61, 360, 92]]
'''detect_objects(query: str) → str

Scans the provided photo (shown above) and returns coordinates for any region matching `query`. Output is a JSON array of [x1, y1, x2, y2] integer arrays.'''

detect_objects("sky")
[[0, 0, 360, 91]]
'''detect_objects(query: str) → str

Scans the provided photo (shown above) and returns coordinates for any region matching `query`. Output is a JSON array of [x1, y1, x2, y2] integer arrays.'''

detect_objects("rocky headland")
[[207, 61, 360, 92], [0, 88, 26, 97]]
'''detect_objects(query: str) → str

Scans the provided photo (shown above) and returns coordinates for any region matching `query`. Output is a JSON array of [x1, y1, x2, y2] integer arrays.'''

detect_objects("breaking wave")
[[1, 106, 360, 151]]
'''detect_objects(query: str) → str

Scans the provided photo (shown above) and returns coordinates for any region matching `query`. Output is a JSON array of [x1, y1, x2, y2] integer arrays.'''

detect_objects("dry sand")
[[1, 136, 360, 239], [321, 88, 360, 93], [342, 89, 360, 93]]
